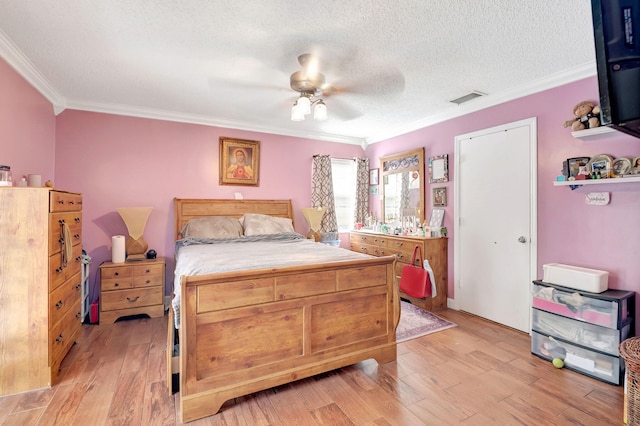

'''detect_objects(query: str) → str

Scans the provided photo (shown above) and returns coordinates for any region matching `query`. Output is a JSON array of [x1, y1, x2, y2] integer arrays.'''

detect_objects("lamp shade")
[[291, 104, 304, 121], [117, 207, 152, 260], [314, 100, 327, 121], [301, 206, 326, 241], [297, 96, 311, 115]]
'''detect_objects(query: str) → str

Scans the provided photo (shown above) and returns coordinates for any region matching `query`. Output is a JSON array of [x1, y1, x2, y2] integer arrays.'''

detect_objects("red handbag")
[[399, 245, 432, 298]]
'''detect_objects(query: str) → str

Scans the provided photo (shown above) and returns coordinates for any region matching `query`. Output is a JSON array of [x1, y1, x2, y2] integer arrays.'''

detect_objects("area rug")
[[396, 300, 457, 343]]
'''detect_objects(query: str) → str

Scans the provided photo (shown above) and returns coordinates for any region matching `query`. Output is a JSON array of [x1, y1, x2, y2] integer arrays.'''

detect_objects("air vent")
[[449, 91, 486, 105]]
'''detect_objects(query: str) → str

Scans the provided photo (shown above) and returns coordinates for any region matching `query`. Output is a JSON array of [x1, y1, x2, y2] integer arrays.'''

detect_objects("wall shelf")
[[571, 126, 618, 141], [553, 176, 640, 186]]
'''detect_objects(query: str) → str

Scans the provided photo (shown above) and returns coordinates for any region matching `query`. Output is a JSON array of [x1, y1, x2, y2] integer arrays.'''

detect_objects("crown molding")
[[64, 99, 366, 146], [366, 62, 598, 145], [1, 25, 594, 148], [0, 29, 65, 112]]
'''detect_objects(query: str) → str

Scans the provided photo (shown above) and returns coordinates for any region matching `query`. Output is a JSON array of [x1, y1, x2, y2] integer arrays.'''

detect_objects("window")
[[331, 158, 357, 232]]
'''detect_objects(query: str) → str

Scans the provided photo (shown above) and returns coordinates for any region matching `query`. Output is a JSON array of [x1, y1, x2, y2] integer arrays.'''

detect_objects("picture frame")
[[219, 137, 260, 186], [591, 159, 609, 179], [429, 208, 445, 228], [369, 168, 379, 185], [432, 187, 447, 207], [565, 157, 590, 178], [370, 185, 379, 195], [428, 154, 449, 183]]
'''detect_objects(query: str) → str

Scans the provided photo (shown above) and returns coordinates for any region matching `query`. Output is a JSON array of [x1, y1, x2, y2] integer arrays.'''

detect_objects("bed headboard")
[[174, 198, 294, 240]]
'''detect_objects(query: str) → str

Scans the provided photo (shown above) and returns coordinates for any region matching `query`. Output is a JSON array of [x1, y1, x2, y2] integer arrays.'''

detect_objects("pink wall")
[[0, 59, 55, 182], [367, 77, 640, 312], [4, 55, 640, 331], [53, 110, 364, 298]]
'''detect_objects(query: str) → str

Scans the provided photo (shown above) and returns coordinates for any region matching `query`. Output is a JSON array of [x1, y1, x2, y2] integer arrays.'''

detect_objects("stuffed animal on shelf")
[[563, 101, 601, 131]]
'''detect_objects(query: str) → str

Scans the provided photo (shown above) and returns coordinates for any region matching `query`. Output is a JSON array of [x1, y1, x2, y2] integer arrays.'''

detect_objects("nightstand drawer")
[[101, 286, 163, 311], [101, 277, 134, 291], [133, 262, 163, 277], [133, 273, 163, 288], [101, 265, 133, 280]]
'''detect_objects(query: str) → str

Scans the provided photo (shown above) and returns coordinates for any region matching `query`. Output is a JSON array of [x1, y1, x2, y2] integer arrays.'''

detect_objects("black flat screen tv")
[[591, 0, 640, 138]]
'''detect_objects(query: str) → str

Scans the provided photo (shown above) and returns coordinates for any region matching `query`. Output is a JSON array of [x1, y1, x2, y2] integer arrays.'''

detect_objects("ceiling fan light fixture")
[[297, 95, 311, 115], [313, 100, 327, 121], [291, 103, 304, 121]]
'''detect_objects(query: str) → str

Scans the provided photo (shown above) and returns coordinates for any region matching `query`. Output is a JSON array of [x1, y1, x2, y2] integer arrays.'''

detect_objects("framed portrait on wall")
[[219, 137, 260, 186], [432, 187, 447, 207]]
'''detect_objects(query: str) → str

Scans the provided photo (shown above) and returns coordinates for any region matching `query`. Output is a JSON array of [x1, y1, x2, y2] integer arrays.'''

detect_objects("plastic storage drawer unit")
[[532, 331, 624, 385], [532, 309, 631, 355], [532, 281, 632, 329]]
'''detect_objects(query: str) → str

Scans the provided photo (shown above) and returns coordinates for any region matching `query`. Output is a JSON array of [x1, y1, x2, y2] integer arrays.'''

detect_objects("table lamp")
[[301, 206, 326, 242], [117, 207, 152, 261]]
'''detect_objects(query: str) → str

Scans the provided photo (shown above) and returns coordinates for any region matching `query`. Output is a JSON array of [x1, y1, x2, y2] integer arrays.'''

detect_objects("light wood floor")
[[0, 309, 625, 425]]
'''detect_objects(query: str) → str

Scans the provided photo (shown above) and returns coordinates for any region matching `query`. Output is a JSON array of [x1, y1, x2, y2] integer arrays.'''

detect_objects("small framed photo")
[[370, 185, 379, 195], [369, 168, 379, 185], [591, 159, 610, 179], [566, 157, 590, 178], [219, 137, 260, 186], [432, 187, 447, 207], [428, 154, 449, 183]]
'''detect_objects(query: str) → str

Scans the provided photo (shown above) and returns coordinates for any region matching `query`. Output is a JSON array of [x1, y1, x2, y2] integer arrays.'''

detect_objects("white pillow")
[[241, 213, 294, 236], [180, 216, 243, 239]]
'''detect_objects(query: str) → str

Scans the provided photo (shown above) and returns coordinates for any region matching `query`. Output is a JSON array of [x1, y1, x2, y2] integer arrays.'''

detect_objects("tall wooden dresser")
[[350, 230, 448, 311], [0, 188, 83, 396]]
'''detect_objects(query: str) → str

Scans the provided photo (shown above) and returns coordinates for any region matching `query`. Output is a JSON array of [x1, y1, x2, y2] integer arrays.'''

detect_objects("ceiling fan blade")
[[326, 98, 362, 121]]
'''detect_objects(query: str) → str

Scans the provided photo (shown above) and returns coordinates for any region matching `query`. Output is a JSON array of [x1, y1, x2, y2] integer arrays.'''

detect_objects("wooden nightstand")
[[99, 257, 165, 323]]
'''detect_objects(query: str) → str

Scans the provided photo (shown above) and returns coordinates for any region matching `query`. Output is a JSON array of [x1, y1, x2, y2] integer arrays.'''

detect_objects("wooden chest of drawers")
[[99, 257, 165, 323], [0, 188, 83, 396], [350, 230, 448, 311]]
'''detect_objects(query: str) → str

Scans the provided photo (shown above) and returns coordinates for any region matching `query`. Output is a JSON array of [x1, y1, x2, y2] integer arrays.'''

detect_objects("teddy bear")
[[563, 101, 601, 131]]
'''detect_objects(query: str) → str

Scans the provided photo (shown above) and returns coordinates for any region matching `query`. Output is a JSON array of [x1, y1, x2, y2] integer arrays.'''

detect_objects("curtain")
[[353, 157, 370, 226], [312, 155, 338, 233]]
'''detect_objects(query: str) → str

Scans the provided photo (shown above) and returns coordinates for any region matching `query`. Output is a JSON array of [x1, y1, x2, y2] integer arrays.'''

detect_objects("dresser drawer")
[[49, 300, 82, 366], [532, 308, 631, 356], [49, 272, 82, 327], [49, 244, 83, 292], [380, 245, 420, 266], [49, 191, 82, 213], [133, 262, 163, 277], [48, 212, 82, 255], [102, 276, 134, 291], [350, 233, 383, 245], [101, 265, 133, 279], [349, 242, 379, 256], [101, 286, 163, 311]]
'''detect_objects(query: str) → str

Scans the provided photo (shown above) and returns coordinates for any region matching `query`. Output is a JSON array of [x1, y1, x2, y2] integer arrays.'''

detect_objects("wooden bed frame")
[[168, 198, 399, 423]]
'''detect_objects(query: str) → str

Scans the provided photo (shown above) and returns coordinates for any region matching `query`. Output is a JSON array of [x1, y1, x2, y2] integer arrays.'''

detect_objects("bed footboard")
[[173, 255, 398, 423]]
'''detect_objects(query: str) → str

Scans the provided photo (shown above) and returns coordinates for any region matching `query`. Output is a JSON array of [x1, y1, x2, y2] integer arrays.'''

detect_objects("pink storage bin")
[[532, 297, 613, 328]]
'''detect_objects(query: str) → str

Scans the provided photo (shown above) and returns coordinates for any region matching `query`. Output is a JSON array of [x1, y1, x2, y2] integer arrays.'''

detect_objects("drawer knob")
[[55, 333, 63, 343], [56, 267, 63, 274], [114, 282, 119, 287], [55, 300, 63, 309], [146, 280, 151, 284], [145, 269, 150, 273], [58, 200, 64, 205], [69, 201, 74, 205], [75, 283, 81, 290], [75, 312, 82, 319], [114, 272, 119, 276], [74, 217, 80, 223], [397, 254, 404, 259], [74, 234, 80, 240], [126, 296, 140, 303]]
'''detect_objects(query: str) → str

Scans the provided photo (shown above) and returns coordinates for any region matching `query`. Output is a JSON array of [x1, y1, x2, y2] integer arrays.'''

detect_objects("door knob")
[[517, 236, 527, 243]]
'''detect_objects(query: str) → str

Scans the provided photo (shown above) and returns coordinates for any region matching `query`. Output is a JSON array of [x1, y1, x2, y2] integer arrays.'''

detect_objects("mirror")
[[380, 148, 425, 224]]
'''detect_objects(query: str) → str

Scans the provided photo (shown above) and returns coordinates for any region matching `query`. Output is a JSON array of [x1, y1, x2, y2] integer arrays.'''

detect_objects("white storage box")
[[542, 263, 608, 293]]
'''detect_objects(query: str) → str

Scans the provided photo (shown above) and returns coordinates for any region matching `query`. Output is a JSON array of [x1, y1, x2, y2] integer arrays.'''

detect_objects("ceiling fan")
[[289, 53, 329, 121]]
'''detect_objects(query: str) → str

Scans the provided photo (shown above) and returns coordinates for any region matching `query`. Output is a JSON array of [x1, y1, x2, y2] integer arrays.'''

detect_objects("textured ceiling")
[[0, 1, 597, 146]]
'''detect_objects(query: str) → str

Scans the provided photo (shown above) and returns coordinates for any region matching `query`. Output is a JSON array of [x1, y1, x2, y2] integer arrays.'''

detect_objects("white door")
[[454, 118, 537, 332]]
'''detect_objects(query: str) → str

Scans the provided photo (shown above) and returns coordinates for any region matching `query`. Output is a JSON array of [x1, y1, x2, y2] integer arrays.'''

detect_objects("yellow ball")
[[552, 358, 564, 368]]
